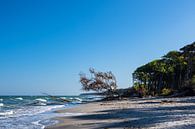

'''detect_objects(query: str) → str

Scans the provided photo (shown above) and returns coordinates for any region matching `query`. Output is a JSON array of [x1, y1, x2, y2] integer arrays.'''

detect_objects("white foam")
[[0, 110, 13, 116], [0, 97, 70, 129], [75, 97, 82, 102], [11, 105, 65, 118], [0, 99, 3, 101], [38, 103, 47, 106], [15, 97, 23, 100], [31, 120, 45, 129], [0, 103, 4, 107], [63, 112, 85, 116], [60, 97, 67, 99], [35, 98, 47, 103]]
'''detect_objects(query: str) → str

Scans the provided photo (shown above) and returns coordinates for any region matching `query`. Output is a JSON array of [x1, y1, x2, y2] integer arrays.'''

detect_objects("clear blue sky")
[[0, 0, 195, 95]]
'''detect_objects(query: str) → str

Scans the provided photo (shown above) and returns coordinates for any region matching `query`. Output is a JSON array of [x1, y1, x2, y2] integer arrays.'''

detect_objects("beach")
[[46, 97, 195, 129]]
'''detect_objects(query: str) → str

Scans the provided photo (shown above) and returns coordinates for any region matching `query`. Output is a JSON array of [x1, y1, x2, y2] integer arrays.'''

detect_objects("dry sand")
[[46, 97, 195, 129]]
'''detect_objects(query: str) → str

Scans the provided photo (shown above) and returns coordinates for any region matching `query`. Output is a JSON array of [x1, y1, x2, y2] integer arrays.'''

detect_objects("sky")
[[0, 0, 195, 95]]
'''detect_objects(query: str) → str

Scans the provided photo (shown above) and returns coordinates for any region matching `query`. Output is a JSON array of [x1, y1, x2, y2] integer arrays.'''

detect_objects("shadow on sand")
[[70, 98, 195, 129]]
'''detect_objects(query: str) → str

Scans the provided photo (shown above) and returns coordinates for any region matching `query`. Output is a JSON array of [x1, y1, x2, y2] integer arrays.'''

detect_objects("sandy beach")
[[46, 97, 195, 129]]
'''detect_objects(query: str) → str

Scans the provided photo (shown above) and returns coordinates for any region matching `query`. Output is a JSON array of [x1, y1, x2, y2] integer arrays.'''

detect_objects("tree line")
[[133, 42, 195, 96], [80, 42, 195, 97]]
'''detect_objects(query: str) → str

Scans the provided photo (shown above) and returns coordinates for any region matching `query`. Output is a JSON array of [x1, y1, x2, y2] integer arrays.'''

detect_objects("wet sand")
[[46, 97, 195, 129]]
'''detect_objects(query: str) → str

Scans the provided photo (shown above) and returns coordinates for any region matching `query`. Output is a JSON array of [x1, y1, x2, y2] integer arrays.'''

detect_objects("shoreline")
[[46, 96, 195, 129]]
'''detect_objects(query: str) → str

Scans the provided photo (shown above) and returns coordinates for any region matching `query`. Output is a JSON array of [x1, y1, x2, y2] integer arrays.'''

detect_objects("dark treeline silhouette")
[[133, 42, 195, 96]]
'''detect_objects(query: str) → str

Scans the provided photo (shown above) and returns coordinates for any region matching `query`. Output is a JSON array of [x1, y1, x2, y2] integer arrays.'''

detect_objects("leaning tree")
[[79, 68, 118, 97]]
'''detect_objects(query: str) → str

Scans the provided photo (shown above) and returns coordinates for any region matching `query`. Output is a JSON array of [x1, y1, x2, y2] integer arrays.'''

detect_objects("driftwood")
[[42, 93, 71, 103], [161, 100, 175, 104]]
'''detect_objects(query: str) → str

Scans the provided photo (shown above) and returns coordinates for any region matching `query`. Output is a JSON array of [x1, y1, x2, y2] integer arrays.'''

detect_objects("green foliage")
[[191, 75, 195, 85], [132, 42, 195, 96], [161, 88, 172, 96], [133, 84, 148, 97]]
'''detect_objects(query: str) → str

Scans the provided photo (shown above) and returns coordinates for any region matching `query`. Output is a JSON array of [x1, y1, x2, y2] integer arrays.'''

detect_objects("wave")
[[18, 98, 48, 106], [69, 97, 82, 102], [29, 98, 48, 106], [0, 103, 4, 107], [15, 97, 23, 100], [34, 102, 47, 106], [60, 97, 67, 99], [0, 110, 13, 116], [0, 96, 84, 129], [0, 105, 64, 129], [14, 105, 64, 118], [0, 99, 3, 101], [35, 98, 47, 103], [31, 120, 45, 129], [74, 97, 82, 102]]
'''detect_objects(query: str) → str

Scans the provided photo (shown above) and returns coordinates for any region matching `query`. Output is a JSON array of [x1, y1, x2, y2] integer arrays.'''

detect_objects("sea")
[[0, 95, 102, 129]]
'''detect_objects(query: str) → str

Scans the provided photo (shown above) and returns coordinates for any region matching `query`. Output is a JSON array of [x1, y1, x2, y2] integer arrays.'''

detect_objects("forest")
[[132, 42, 195, 96], [80, 42, 195, 97]]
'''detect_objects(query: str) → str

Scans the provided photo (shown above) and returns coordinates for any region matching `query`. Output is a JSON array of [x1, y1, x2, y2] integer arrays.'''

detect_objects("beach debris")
[[161, 100, 175, 104], [42, 93, 72, 103], [79, 68, 118, 98]]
